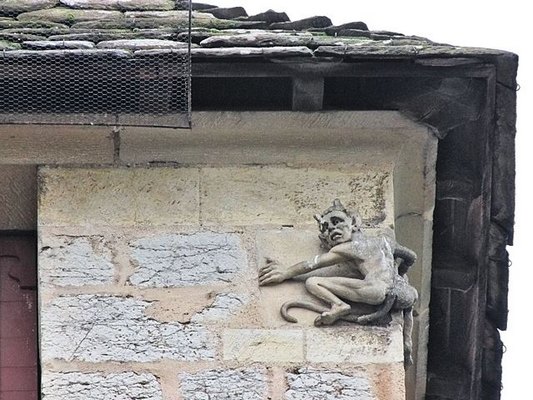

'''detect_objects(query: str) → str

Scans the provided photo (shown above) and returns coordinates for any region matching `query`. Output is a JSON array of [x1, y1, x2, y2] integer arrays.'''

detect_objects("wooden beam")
[[192, 60, 494, 79], [292, 75, 324, 111]]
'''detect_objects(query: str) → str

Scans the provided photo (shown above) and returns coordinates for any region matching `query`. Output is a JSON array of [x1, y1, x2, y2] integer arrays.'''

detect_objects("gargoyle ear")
[[314, 214, 322, 223], [351, 212, 363, 230], [333, 198, 343, 208]]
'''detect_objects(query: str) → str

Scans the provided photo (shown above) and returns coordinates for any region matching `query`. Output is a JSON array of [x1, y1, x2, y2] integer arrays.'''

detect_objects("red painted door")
[[0, 235, 38, 400]]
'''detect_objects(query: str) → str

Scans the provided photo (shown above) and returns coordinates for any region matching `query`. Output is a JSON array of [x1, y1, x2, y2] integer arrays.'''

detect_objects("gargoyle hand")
[[258, 257, 289, 286]]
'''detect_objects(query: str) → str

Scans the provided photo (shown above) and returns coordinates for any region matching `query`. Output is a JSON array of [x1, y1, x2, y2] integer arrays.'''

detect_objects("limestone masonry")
[[38, 165, 406, 399]]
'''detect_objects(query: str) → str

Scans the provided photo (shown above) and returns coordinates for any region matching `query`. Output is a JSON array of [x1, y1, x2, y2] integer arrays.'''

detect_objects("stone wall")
[[38, 165, 406, 400]]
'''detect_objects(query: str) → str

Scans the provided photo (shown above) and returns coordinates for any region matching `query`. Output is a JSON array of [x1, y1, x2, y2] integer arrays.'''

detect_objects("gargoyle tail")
[[403, 306, 414, 366], [355, 293, 396, 324], [281, 301, 328, 323]]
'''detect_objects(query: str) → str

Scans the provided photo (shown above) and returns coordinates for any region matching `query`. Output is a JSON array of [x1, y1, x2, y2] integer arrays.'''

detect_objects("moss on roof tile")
[[17, 7, 124, 25], [0, 39, 22, 49], [58, 0, 175, 11], [0, 0, 59, 16]]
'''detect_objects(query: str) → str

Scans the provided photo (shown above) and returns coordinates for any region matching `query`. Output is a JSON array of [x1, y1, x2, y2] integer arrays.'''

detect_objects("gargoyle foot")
[[314, 303, 350, 326]]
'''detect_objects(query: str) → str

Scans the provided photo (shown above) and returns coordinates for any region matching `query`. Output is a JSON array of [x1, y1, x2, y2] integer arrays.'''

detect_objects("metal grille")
[[0, 15, 191, 129]]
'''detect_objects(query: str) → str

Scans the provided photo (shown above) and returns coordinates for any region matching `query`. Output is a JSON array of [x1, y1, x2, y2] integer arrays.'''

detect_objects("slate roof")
[[0, 0, 510, 60]]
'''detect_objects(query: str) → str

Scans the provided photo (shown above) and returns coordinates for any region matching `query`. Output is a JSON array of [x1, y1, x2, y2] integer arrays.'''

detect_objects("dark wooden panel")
[[0, 234, 38, 400]]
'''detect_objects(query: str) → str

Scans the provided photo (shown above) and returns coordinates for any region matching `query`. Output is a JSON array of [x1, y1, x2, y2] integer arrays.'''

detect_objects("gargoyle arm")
[[259, 247, 348, 286]]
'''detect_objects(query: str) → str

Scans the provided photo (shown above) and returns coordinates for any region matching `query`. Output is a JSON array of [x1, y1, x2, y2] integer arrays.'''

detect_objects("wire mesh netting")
[[0, 0, 192, 129], [0, 49, 191, 127]]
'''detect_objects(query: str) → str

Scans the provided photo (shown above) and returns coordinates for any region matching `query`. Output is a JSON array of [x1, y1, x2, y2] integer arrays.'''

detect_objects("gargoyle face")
[[316, 210, 355, 248]]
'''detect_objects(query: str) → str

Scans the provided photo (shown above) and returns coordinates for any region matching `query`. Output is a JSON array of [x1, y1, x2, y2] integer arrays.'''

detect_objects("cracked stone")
[[41, 295, 215, 362], [39, 235, 114, 286], [191, 293, 248, 323], [128, 232, 248, 287], [285, 368, 376, 400], [42, 372, 162, 400], [180, 368, 267, 400]]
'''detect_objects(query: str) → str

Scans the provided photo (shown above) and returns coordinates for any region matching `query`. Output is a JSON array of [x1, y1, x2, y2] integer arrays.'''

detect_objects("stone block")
[[0, 0, 58, 16], [0, 165, 36, 230], [38, 167, 200, 227], [201, 167, 393, 227], [0, 125, 114, 165], [39, 234, 115, 287], [285, 368, 375, 400], [128, 232, 248, 287], [119, 111, 420, 165], [191, 293, 248, 323], [42, 372, 162, 400], [17, 8, 124, 24], [40, 295, 215, 362], [59, 0, 175, 11], [180, 368, 267, 400], [97, 39, 187, 50], [306, 326, 404, 364], [223, 329, 304, 363]]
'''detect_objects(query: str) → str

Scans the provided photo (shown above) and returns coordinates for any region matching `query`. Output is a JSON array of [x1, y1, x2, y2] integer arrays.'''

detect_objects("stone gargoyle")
[[258, 199, 418, 365]]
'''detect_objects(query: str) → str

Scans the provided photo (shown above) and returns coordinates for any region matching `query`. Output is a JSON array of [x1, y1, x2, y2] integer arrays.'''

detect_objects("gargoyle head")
[[314, 199, 362, 248]]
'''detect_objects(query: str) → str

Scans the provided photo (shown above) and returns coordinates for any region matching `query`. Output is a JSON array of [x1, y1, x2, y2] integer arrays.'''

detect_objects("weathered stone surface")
[[0, 0, 58, 16], [0, 126, 114, 164], [372, 30, 405, 37], [285, 368, 376, 400], [59, 0, 174, 11], [180, 368, 267, 400], [132, 48, 186, 56], [128, 232, 247, 287], [247, 9, 289, 24], [48, 29, 175, 42], [306, 326, 404, 364], [189, 45, 313, 58], [23, 39, 94, 49], [337, 29, 372, 38], [200, 32, 314, 48], [270, 16, 332, 30], [70, 13, 256, 30], [39, 168, 199, 227], [0, 166, 37, 230], [223, 329, 304, 362], [191, 293, 248, 323], [188, 2, 217, 11], [39, 235, 114, 286], [310, 35, 370, 47], [42, 372, 162, 400], [1, 32, 46, 42], [325, 21, 369, 35], [202, 7, 247, 20], [97, 38, 186, 50], [2, 48, 131, 58], [41, 295, 215, 362], [124, 10, 213, 19], [17, 8, 124, 25], [0, 20, 68, 28], [313, 44, 508, 59], [201, 167, 392, 226], [0, 39, 20, 49], [177, 30, 213, 44]]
